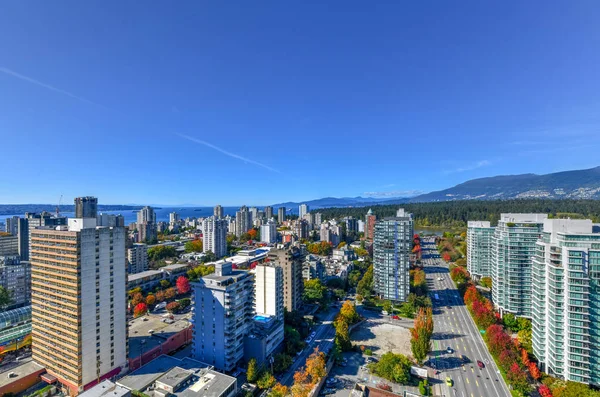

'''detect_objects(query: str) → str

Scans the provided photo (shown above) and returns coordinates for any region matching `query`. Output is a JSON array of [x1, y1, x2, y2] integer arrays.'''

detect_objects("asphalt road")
[[421, 239, 511, 397], [280, 305, 339, 387]]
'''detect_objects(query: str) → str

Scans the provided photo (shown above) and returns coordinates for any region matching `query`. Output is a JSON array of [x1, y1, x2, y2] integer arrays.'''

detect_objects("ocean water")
[[0, 207, 242, 225]]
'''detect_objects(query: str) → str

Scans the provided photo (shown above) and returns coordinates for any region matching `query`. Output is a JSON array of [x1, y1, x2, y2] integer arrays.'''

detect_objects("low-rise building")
[[78, 380, 131, 397], [118, 355, 237, 397], [244, 315, 284, 366], [0, 255, 30, 308], [303, 256, 325, 281], [128, 314, 193, 371], [332, 247, 357, 262], [127, 263, 189, 291]]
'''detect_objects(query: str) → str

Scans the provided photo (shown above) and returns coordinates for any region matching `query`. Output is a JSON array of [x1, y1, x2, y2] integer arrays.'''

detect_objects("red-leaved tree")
[[538, 385, 553, 397], [133, 302, 148, 317], [176, 276, 191, 294], [521, 348, 530, 366]]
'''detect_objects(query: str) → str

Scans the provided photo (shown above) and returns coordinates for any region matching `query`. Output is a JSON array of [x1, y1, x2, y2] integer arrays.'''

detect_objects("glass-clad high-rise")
[[373, 209, 413, 302], [492, 213, 547, 318], [532, 219, 600, 386]]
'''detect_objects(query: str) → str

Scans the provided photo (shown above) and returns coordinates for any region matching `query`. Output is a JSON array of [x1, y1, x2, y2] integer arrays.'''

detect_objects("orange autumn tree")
[[291, 348, 327, 397], [270, 383, 289, 397], [133, 302, 148, 317], [528, 361, 541, 380], [146, 294, 156, 306]]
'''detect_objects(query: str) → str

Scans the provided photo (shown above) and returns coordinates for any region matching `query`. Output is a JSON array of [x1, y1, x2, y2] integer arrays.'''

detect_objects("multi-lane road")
[[279, 305, 339, 387], [421, 238, 511, 397]]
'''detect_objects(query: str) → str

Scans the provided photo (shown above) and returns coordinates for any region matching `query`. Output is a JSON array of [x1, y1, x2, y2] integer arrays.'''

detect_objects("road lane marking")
[[476, 380, 479, 387]]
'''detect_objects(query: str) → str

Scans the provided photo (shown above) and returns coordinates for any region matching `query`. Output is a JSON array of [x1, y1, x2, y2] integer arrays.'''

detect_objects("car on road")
[[326, 378, 338, 386], [310, 331, 317, 338], [446, 305, 452, 309], [438, 277, 443, 281], [446, 347, 453, 354], [445, 377, 453, 387], [320, 388, 336, 395], [477, 360, 485, 369], [391, 315, 400, 320]]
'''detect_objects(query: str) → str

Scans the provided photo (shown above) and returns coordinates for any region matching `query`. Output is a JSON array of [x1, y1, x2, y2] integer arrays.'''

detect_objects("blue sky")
[[1, 1, 600, 205]]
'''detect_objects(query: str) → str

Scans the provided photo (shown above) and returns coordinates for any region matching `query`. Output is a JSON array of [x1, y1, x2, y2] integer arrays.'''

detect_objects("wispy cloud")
[[0, 67, 101, 106], [175, 133, 281, 173], [443, 160, 491, 174], [363, 190, 425, 198], [381, 183, 396, 188]]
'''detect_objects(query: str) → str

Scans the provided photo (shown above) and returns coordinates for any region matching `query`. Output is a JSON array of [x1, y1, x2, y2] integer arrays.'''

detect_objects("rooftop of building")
[[117, 355, 236, 397], [128, 264, 189, 282], [0, 359, 45, 389], [128, 314, 191, 360], [78, 380, 130, 397], [499, 213, 549, 223]]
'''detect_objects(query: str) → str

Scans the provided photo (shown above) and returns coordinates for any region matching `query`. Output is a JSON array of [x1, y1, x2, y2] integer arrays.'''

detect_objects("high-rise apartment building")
[[97, 213, 125, 228], [214, 205, 224, 219], [0, 234, 18, 256], [137, 206, 157, 243], [127, 243, 149, 274], [278, 207, 286, 223], [191, 261, 254, 372], [264, 206, 273, 221], [235, 206, 252, 237], [268, 247, 305, 312], [373, 209, 413, 302], [344, 216, 358, 233], [492, 213, 547, 318], [0, 255, 31, 308], [365, 209, 376, 241], [5, 216, 19, 235], [249, 207, 259, 224], [294, 219, 309, 240], [302, 213, 314, 230], [532, 219, 600, 385], [30, 197, 127, 395], [254, 264, 284, 321], [298, 204, 309, 219], [19, 212, 67, 261], [314, 213, 322, 227], [260, 218, 277, 244], [169, 212, 179, 224], [202, 216, 228, 258], [320, 221, 341, 247], [75, 196, 98, 218], [467, 221, 495, 279]]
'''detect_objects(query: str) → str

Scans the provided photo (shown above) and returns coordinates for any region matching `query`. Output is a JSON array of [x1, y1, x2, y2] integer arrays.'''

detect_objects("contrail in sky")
[[0, 67, 100, 106], [176, 133, 282, 173]]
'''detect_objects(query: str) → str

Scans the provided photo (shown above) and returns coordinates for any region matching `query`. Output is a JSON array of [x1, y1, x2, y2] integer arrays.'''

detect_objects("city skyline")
[[2, 2, 600, 205]]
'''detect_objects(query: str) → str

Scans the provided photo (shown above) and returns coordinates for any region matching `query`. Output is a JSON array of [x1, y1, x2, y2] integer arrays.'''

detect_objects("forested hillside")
[[318, 199, 600, 227]]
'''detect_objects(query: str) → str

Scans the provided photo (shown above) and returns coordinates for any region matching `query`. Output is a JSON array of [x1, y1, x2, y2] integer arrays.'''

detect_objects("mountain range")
[[271, 166, 600, 209]]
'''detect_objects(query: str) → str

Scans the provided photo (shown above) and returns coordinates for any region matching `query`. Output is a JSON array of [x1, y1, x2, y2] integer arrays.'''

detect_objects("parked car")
[[446, 347, 453, 354], [391, 315, 400, 320], [446, 377, 453, 387], [477, 360, 485, 369]]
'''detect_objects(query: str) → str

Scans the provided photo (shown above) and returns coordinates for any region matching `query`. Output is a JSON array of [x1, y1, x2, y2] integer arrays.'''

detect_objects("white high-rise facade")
[[299, 204, 309, 219], [127, 243, 149, 274], [31, 197, 127, 395], [492, 213, 547, 318], [255, 264, 284, 321], [202, 216, 228, 258], [467, 221, 495, 279], [260, 218, 277, 244], [532, 219, 600, 386], [192, 262, 254, 372]]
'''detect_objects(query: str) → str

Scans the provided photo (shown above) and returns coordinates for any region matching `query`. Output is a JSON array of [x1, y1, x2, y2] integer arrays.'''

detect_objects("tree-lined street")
[[421, 238, 511, 397]]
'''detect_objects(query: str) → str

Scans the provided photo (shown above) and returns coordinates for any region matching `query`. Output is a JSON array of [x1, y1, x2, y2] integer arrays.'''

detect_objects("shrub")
[[364, 349, 373, 356]]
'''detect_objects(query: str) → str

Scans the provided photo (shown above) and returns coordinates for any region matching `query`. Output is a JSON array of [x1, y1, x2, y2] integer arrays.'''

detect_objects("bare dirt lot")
[[351, 318, 412, 358]]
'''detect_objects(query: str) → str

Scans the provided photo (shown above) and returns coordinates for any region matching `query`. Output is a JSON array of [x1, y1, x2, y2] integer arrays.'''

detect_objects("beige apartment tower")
[[30, 197, 127, 395]]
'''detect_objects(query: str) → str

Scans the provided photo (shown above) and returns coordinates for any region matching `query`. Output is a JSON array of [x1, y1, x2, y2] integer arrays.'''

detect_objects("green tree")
[[0, 286, 11, 307], [247, 358, 259, 383], [273, 353, 293, 373], [357, 265, 373, 297], [502, 313, 518, 332], [370, 352, 412, 384], [160, 279, 171, 289], [147, 245, 176, 261], [257, 372, 276, 389], [334, 318, 352, 351], [518, 328, 533, 354], [517, 317, 532, 332], [382, 300, 392, 314], [339, 301, 359, 324], [303, 279, 327, 304], [185, 239, 203, 253]]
